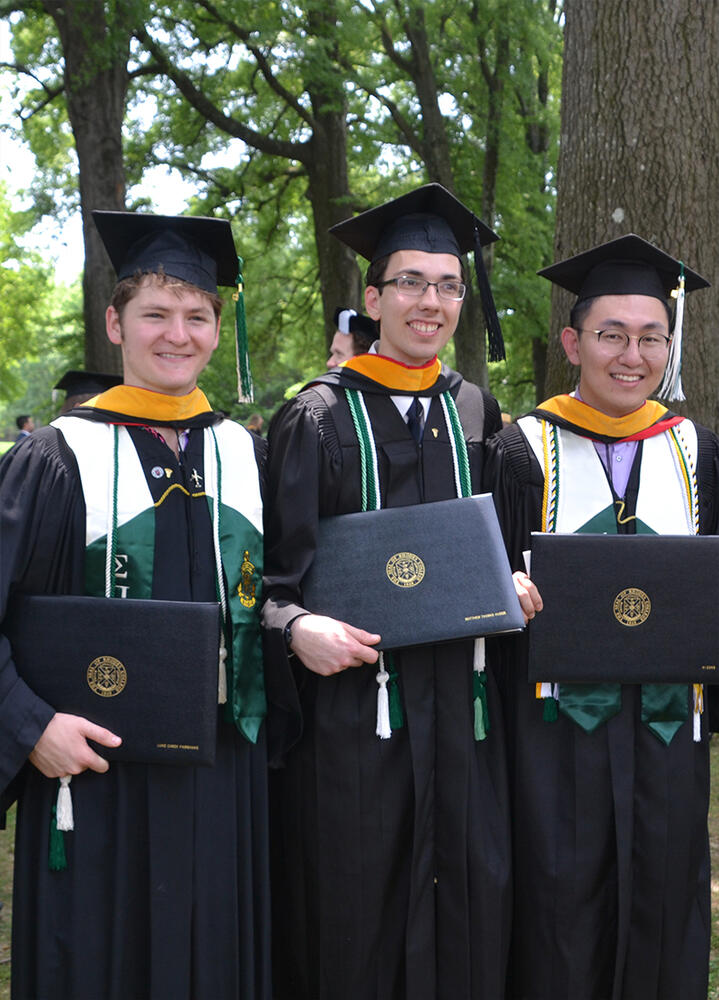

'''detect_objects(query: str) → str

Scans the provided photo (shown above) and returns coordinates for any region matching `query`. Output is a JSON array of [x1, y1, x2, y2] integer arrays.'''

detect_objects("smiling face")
[[106, 277, 220, 396], [561, 294, 671, 418], [364, 249, 463, 366]]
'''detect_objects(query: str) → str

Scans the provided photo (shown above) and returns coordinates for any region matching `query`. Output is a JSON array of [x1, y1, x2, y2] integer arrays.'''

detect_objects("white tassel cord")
[[56, 776, 74, 831], [208, 429, 228, 704], [693, 683, 703, 742], [218, 633, 228, 705], [658, 276, 686, 402], [376, 652, 392, 740]]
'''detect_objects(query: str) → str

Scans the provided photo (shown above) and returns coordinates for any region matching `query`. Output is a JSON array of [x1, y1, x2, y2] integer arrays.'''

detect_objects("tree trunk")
[[546, 0, 719, 430], [43, 0, 130, 374], [305, 2, 362, 347]]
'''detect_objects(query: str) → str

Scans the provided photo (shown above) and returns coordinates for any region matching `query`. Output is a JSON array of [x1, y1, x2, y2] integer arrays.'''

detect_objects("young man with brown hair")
[[0, 212, 270, 999]]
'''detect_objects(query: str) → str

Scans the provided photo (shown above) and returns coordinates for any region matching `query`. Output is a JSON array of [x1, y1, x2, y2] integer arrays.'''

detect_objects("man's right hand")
[[289, 614, 381, 676], [29, 713, 122, 778]]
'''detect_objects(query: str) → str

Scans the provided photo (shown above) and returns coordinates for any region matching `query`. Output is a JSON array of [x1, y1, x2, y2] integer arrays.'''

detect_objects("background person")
[[14, 415, 34, 441], [326, 307, 378, 368]]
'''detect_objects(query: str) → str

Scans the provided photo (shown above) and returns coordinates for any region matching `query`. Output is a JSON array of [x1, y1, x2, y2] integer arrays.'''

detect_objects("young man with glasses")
[[484, 234, 719, 1000], [263, 183, 540, 1000]]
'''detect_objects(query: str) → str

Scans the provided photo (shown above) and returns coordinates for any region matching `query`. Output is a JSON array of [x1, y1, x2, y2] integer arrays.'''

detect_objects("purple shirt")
[[573, 391, 638, 499]]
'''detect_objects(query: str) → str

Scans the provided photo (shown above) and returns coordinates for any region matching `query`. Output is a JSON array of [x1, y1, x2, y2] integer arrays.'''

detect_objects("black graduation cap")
[[93, 210, 254, 402], [539, 233, 709, 404], [54, 370, 122, 397], [92, 210, 239, 294], [538, 233, 708, 302], [329, 183, 505, 361]]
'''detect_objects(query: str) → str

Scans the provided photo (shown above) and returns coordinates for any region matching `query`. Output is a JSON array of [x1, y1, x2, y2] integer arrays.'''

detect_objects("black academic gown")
[[0, 419, 271, 1000], [263, 364, 510, 1000], [483, 418, 719, 1000]]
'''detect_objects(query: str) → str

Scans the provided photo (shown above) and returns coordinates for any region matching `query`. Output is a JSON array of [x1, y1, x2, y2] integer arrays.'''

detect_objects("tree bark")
[[545, 0, 719, 430], [43, 0, 131, 374]]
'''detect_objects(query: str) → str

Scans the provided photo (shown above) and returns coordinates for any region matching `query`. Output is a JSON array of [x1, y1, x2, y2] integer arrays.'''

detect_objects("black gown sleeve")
[[482, 423, 544, 571], [0, 428, 86, 794], [481, 388, 503, 440], [261, 393, 344, 760]]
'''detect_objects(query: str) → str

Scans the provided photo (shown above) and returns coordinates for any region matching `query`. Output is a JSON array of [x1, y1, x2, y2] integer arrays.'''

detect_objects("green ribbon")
[[641, 682, 688, 745], [558, 682, 622, 733]]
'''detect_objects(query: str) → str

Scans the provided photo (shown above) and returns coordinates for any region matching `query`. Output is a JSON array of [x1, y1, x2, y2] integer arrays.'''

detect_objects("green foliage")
[[0, 182, 52, 400], [1, 0, 564, 414]]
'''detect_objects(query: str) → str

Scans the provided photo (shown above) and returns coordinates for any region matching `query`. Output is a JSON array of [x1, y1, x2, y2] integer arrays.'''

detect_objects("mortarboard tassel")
[[657, 266, 686, 402], [48, 776, 74, 871], [234, 257, 254, 403], [218, 632, 228, 704], [693, 683, 703, 742], [473, 224, 505, 363], [537, 681, 558, 722], [376, 652, 392, 739], [473, 637, 490, 741], [49, 802, 68, 872]]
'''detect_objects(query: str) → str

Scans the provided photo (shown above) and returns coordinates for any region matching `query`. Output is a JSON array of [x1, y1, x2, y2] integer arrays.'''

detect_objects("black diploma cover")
[[5, 595, 221, 764], [528, 533, 719, 683], [302, 494, 524, 650]]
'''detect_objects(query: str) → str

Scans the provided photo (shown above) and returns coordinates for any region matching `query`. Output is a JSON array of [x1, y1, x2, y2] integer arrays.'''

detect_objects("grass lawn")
[[0, 745, 718, 998]]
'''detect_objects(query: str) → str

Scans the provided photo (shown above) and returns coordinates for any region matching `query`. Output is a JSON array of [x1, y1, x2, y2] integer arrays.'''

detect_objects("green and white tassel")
[[49, 776, 74, 872], [538, 681, 559, 722], [473, 638, 490, 741]]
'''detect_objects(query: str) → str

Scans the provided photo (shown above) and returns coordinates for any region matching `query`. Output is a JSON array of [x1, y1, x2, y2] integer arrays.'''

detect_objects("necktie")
[[406, 397, 424, 443]]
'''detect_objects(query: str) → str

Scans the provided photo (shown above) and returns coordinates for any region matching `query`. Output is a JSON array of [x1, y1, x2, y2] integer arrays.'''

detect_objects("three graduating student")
[[0, 212, 271, 999], [484, 234, 719, 1000]]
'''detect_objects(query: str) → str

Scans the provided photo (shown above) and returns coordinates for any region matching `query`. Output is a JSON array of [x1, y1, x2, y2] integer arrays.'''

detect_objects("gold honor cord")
[[614, 499, 637, 525]]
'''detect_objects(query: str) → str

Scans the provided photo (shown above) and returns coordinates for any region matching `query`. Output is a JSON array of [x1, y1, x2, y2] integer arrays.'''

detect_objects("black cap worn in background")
[[333, 308, 378, 340], [329, 183, 505, 361], [538, 233, 708, 302], [92, 211, 239, 294], [54, 370, 123, 397]]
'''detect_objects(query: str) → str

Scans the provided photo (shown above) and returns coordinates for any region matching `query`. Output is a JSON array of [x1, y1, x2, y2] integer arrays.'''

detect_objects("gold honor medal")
[[238, 549, 257, 608]]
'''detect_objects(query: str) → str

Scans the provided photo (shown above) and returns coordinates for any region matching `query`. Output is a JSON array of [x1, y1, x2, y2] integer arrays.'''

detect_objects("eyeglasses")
[[376, 275, 467, 301], [576, 328, 671, 359]]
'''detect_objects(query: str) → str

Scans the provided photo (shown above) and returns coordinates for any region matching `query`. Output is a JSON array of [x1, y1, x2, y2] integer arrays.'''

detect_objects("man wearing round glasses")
[[484, 234, 719, 1000]]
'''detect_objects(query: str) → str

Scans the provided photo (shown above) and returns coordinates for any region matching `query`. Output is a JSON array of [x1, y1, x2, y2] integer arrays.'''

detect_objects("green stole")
[[518, 404, 699, 745], [53, 414, 266, 743]]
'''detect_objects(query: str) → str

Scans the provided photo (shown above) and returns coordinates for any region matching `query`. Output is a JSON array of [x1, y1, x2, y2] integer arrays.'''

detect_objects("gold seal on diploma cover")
[[87, 655, 127, 697], [386, 552, 426, 589], [613, 587, 651, 627]]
